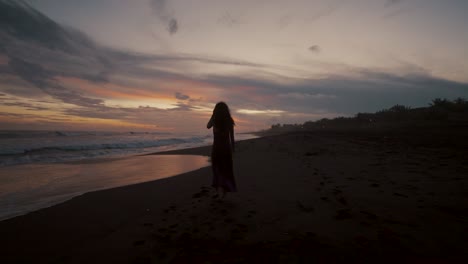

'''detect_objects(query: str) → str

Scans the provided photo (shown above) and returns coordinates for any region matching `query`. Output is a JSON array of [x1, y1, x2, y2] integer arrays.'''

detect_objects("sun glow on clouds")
[[3, 1, 468, 133], [0, 103, 162, 132], [58, 77, 179, 109], [237, 109, 285, 115], [104, 99, 175, 109]]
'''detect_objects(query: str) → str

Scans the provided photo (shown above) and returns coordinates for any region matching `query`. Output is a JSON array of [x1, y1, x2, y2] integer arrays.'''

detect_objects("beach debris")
[[338, 197, 347, 205]]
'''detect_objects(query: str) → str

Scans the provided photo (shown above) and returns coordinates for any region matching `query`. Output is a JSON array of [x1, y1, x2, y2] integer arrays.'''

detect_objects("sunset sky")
[[1, 0, 467, 133]]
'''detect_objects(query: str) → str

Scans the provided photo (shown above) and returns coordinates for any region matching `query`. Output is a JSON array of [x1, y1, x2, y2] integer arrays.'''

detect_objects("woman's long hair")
[[213, 102, 235, 130]]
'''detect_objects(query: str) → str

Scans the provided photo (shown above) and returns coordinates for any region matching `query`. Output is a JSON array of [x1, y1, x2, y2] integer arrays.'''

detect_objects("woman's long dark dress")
[[209, 120, 237, 192]]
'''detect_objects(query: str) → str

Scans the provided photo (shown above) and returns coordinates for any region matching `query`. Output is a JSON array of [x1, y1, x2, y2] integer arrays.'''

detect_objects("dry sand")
[[1, 130, 467, 263]]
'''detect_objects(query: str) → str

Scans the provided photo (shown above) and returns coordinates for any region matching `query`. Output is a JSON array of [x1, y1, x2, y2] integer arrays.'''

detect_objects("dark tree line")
[[265, 98, 468, 134]]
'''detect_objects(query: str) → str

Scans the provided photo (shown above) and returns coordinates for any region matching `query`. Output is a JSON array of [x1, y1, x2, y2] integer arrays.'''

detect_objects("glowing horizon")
[[1, 0, 467, 133]]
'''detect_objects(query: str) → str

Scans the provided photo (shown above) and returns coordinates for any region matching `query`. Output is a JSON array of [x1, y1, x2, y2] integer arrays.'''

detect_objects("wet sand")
[[0, 155, 209, 221], [1, 130, 467, 263]]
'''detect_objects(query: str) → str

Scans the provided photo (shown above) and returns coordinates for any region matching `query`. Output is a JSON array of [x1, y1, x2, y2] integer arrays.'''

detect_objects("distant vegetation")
[[260, 98, 468, 135]]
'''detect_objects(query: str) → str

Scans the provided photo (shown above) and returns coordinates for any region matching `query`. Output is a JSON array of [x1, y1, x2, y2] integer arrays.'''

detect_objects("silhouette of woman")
[[207, 102, 237, 197]]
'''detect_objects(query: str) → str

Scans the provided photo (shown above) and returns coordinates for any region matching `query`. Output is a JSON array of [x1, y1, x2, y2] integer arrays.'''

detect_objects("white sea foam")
[[0, 131, 235, 166]]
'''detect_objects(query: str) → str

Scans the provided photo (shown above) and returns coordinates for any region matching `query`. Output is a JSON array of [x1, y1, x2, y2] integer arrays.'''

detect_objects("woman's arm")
[[207, 115, 214, 129], [230, 125, 235, 152]]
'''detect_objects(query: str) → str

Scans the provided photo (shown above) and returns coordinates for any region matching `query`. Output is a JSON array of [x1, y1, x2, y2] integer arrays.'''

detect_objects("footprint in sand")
[[192, 188, 210, 198], [220, 209, 228, 216], [230, 228, 243, 240], [305, 151, 319, 156], [333, 188, 342, 195], [163, 205, 177, 214], [335, 209, 352, 220], [133, 240, 146, 246], [236, 223, 248, 230], [393, 192, 408, 198], [230, 223, 249, 239], [133, 256, 151, 264], [360, 210, 378, 220], [246, 210, 257, 218], [337, 197, 347, 206], [355, 235, 371, 247]]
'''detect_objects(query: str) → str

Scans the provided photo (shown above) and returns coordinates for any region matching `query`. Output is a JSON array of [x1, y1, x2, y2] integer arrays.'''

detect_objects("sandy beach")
[[1, 129, 467, 263]]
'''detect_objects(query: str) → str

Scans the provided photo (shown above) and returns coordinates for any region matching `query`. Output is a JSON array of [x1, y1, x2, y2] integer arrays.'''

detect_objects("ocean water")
[[0, 130, 207, 166], [0, 130, 256, 221], [0, 130, 256, 167]]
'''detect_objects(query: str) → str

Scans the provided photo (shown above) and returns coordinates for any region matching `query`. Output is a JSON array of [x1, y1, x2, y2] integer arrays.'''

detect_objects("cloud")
[[150, 0, 179, 35], [1, 101, 49, 111], [2, 1, 468, 131], [383, 0, 411, 19], [217, 11, 240, 27], [200, 68, 468, 116], [308, 45, 321, 53], [0, 0, 71, 52], [7, 57, 53, 88], [277, 14, 294, 29], [237, 109, 285, 115], [0, 94, 50, 111], [309, 2, 342, 23], [167, 18, 178, 35], [7, 57, 104, 107], [384, 0, 404, 7], [175, 92, 190, 100], [169, 102, 199, 111], [278, 93, 336, 100]]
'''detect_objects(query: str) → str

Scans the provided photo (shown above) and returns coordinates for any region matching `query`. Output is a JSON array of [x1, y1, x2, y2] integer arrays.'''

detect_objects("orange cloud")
[[55, 76, 232, 109], [0, 54, 9, 65], [0, 111, 169, 132], [57, 77, 175, 101]]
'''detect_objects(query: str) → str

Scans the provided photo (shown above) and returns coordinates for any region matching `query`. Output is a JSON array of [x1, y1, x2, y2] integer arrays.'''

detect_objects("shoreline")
[[0, 154, 210, 222], [1, 130, 467, 263]]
